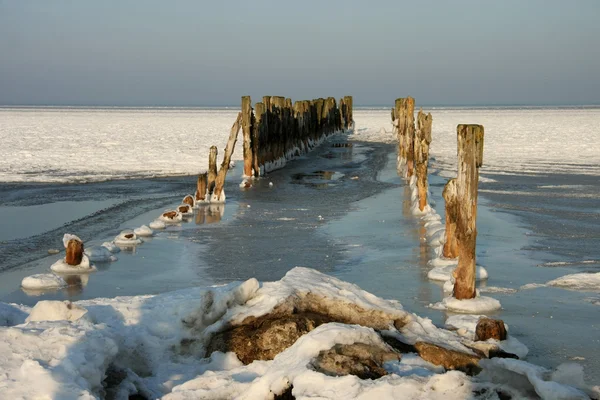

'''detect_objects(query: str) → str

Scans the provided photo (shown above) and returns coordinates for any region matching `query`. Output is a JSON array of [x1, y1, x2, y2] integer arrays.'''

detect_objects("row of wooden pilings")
[[192, 96, 353, 204], [241, 95, 353, 178], [393, 97, 484, 300]]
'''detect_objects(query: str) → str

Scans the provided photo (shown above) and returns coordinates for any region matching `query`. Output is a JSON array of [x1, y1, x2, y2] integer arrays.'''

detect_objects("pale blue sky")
[[0, 0, 598, 106]]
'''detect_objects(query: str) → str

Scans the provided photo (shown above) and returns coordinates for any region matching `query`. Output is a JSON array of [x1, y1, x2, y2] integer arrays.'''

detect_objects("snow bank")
[[21, 273, 67, 290], [27, 300, 88, 322], [0, 302, 29, 327]]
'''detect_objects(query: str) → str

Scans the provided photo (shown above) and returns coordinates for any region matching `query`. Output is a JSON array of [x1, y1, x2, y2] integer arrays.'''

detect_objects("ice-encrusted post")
[[65, 238, 84, 266], [453, 124, 484, 300], [253, 102, 265, 177], [213, 113, 242, 202], [208, 146, 218, 196], [415, 109, 433, 211], [241, 96, 254, 178], [196, 172, 208, 202], [442, 178, 458, 259]]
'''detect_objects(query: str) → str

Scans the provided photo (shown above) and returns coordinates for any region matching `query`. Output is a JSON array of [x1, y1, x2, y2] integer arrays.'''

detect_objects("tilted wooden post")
[[241, 96, 253, 177], [196, 172, 208, 202], [415, 110, 432, 211], [442, 179, 458, 259], [207, 146, 218, 195], [453, 124, 484, 300], [213, 113, 242, 201]]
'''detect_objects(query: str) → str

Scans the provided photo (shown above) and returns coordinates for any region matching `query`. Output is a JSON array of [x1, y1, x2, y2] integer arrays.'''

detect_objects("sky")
[[0, 0, 599, 106]]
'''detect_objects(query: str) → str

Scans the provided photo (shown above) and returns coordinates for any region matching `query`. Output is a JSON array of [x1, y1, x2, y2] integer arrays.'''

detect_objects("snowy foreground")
[[1, 268, 598, 400]]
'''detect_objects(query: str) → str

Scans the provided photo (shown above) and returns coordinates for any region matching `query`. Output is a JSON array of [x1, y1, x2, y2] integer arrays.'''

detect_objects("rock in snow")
[[0, 268, 597, 400]]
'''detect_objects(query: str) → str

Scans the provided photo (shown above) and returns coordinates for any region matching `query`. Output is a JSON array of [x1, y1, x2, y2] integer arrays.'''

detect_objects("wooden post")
[[213, 113, 242, 201], [453, 124, 484, 300], [208, 145, 218, 195], [196, 172, 208, 202], [241, 96, 253, 177], [415, 110, 433, 211], [343, 96, 353, 129], [65, 238, 84, 266], [253, 102, 265, 177], [442, 179, 458, 259], [395, 97, 415, 177]]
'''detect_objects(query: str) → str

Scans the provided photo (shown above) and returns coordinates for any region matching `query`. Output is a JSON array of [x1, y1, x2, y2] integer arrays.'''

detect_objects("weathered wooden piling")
[[213, 113, 242, 201], [195, 172, 208, 202], [253, 103, 265, 177], [415, 110, 433, 211], [442, 179, 458, 259], [241, 96, 254, 177], [65, 238, 84, 266], [208, 145, 218, 195], [453, 124, 484, 300]]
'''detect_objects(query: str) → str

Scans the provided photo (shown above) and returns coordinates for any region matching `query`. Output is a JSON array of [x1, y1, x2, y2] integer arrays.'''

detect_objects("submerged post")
[[453, 124, 484, 300], [415, 110, 433, 211], [442, 179, 458, 259], [241, 96, 253, 177]]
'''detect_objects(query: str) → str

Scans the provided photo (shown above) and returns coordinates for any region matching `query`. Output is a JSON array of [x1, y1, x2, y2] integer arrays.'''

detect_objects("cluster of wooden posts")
[[193, 96, 353, 203], [241, 95, 353, 178], [392, 97, 484, 301], [392, 97, 433, 211]]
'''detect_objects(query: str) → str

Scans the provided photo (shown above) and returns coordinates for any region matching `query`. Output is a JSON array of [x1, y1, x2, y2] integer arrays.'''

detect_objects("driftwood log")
[[453, 124, 484, 300]]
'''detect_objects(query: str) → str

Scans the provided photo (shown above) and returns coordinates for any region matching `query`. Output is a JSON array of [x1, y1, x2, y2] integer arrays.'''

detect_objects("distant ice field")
[[1, 107, 599, 183]]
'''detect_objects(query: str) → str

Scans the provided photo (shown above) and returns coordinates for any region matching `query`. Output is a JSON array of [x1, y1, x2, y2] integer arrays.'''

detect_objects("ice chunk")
[[50, 254, 96, 273], [149, 219, 166, 230], [62, 233, 82, 248], [431, 295, 501, 314], [547, 272, 600, 292], [85, 245, 118, 262], [114, 229, 143, 246], [134, 225, 154, 237], [21, 274, 67, 290], [101, 241, 120, 253]]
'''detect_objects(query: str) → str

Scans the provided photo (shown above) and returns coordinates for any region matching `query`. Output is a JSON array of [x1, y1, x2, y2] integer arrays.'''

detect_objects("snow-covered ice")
[[114, 229, 144, 246], [431, 295, 502, 314], [1, 268, 596, 399], [547, 272, 600, 292], [149, 220, 167, 230]]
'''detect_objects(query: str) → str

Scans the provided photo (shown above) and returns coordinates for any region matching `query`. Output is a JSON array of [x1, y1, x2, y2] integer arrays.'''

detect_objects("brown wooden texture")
[[442, 178, 459, 259], [65, 239, 84, 266], [453, 124, 484, 300], [213, 113, 242, 200], [415, 110, 433, 211]]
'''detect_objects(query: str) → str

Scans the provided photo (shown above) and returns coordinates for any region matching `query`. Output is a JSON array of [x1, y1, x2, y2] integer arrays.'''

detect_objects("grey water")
[[0, 136, 598, 383]]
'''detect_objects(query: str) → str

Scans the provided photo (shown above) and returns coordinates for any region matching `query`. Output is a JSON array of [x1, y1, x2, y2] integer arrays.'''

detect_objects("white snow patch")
[[159, 210, 183, 223], [114, 230, 144, 246], [62, 233, 82, 248], [26, 300, 88, 323]]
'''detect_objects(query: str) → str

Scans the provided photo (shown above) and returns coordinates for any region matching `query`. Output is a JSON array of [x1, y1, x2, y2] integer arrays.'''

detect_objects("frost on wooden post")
[[453, 124, 484, 300]]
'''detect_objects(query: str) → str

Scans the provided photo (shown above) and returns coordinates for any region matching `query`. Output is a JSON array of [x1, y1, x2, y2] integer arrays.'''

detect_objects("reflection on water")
[[195, 204, 225, 225]]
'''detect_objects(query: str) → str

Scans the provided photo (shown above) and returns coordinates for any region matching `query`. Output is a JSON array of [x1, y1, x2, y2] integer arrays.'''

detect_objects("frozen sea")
[[0, 106, 599, 384]]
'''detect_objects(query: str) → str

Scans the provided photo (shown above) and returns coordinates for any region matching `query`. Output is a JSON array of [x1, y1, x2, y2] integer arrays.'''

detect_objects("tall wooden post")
[[442, 179, 458, 259], [415, 110, 432, 211], [196, 172, 208, 202], [241, 96, 253, 177], [208, 146, 218, 195], [253, 102, 265, 177], [343, 96, 353, 129], [213, 113, 242, 201], [453, 124, 484, 300]]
